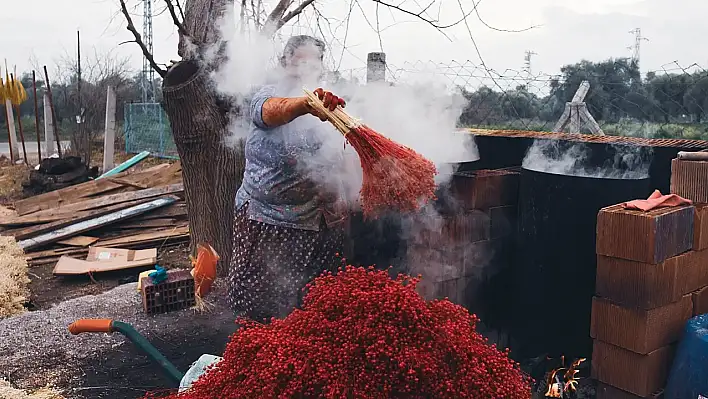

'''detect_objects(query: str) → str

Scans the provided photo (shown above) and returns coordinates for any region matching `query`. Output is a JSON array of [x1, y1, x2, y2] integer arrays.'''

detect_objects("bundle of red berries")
[[145, 267, 532, 399]]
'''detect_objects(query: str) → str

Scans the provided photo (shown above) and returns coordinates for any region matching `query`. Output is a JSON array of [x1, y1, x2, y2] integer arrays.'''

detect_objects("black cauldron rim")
[[521, 165, 650, 181]]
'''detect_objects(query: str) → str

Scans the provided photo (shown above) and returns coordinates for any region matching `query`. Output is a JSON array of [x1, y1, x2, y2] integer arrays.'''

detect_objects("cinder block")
[[141, 270, 196, 315], [694, 204, 708, 250], [489, 206, 517, 239], [692, 286, 708, 316], [596, 251, 708, 309], [597, 204, 694, 264], [590, 296, 692, 354], [450, 169, 519, 210], [592, 340, 675, 397], [596, 383, 664, 399], [670, 159, 708, 203]]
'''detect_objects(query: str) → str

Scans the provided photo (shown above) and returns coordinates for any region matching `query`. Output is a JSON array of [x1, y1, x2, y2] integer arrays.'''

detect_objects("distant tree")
[[50, 48, 142, 160], [683, 73, 708, 122], [458, 86, 504, 126], [645, 72, 691, 123], [549, 58, 640, 122]]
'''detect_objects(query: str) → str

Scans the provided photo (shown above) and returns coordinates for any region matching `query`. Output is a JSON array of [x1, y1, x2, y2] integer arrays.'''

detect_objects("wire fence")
[[124, 103, 178, 158], [123, 59, 708, 157], [336, 60, 708, 140]]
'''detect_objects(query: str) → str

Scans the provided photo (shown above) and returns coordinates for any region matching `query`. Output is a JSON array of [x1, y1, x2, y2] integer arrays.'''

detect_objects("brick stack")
[[672, 159, 708, 318], [592, 198, 707, 397], [406, 169, 519, 337]]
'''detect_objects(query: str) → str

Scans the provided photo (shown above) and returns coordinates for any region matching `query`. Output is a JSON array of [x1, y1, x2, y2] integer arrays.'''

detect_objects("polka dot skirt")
[[228, 204, 345, 322]]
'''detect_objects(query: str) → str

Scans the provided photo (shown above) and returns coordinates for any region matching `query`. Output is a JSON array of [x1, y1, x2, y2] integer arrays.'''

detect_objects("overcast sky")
[[1, 0, 706, 91]]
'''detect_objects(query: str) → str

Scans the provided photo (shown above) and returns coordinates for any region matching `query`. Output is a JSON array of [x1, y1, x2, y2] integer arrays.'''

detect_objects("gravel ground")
[[0, 281, 237, 399]]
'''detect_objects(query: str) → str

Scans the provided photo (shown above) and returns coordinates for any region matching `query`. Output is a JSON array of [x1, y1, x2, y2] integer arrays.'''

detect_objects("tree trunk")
[[157, 0, 244, 274], [162, 60, 244, 274]]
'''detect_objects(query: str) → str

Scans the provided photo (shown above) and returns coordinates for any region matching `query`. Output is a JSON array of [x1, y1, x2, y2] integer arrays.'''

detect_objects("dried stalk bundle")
[[303, 89, 437, 217]]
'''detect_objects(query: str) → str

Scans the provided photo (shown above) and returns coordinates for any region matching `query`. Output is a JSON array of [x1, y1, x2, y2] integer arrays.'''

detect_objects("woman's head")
[[281, 35, 326, 80]]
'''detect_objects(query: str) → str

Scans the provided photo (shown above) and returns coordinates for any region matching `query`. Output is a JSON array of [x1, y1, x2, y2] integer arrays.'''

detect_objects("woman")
[[229, 35, 349, 321]]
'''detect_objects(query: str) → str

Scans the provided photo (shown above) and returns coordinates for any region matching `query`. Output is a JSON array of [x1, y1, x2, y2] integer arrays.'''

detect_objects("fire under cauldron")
[[512, 166, 651, 359]]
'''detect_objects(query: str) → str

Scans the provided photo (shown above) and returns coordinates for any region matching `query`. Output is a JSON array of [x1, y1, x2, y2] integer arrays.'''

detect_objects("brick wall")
[[591, 158, 708, 398], [406, 169, 519, 343]]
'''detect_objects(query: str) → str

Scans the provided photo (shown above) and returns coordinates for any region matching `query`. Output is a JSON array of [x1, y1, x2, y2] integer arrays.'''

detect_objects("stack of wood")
[[0, 162, 189, 267]]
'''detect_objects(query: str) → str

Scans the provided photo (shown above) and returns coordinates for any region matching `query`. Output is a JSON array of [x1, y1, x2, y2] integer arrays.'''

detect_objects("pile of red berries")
[[146, 267, 532, 398]]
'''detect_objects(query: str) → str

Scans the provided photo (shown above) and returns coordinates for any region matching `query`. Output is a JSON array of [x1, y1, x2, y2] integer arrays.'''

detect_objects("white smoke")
[[208, 9, 479, 205], [522, 139, 652, 180]]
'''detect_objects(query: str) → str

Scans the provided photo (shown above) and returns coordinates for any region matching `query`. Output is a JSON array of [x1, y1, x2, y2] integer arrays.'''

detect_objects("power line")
[[628, 28, 649, 66], [523, 50, 537, 85]]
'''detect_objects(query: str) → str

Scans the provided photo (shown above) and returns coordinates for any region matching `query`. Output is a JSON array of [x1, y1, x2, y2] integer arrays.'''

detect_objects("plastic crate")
[[141, 270, 196, 315]]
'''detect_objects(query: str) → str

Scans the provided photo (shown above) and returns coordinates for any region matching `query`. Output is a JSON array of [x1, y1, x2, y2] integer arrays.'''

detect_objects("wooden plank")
[[56, 235, 100, 247], [96, 226, 190, 247], [26, 246, 88, 260], [17, 196, 180, 251], [6, 198, 156, 240], [13, 179, 124, 216], [114, 218, 179, 229], [131, 202, 187, 220], [12, 163, 173, 216], [2, 184, 183, 226]]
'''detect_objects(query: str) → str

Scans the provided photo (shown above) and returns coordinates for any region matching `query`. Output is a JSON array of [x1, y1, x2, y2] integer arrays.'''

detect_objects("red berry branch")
[[145, 267, 532, 399], [303, 90, 438, 218]]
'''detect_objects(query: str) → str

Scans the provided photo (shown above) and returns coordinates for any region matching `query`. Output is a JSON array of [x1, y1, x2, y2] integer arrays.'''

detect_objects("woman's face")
[[285, 43, 324, 81]]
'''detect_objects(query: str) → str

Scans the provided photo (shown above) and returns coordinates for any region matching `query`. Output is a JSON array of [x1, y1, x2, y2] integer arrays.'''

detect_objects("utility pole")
[[77, 30, 89, 165], [628, 28, 648, 67], [523, 50, 537, 88], [142, 0, 156, 103]]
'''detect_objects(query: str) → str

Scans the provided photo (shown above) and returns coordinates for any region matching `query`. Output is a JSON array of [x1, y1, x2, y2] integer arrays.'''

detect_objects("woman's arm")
[[251, 87, 346, 129]]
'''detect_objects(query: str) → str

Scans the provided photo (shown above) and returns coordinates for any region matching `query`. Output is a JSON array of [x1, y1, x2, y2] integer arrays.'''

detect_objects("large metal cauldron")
[[513, 167, 651, 359]]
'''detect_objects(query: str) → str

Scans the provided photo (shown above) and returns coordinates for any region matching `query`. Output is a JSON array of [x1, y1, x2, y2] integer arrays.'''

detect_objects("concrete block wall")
[[592, 158, 708, 398]]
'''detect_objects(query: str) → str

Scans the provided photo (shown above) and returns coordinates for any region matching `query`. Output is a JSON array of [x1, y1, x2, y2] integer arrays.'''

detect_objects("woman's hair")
[[280, 35, 326, 66]]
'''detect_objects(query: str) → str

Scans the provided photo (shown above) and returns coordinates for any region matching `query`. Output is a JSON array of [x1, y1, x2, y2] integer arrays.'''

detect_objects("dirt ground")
[[0, 282, 236, 399], [27, 244, 191, 311]]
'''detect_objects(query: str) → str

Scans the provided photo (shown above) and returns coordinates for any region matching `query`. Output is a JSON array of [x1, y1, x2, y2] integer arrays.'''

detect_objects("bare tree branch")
[[164, 0, 189, 36], [175, 0, 186, 20], [277, 0, 317, 29], [264, 0, 293, 31], [119, 0, 167, 77], [369, 0, 473, 29]]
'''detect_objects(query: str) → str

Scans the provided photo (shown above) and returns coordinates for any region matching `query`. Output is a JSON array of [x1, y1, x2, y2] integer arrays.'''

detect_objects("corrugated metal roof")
[[464, 128, 708, 150]]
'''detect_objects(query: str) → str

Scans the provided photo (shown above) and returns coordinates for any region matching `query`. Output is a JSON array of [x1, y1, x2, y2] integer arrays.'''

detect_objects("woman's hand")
[[307, 88, 346, 121]]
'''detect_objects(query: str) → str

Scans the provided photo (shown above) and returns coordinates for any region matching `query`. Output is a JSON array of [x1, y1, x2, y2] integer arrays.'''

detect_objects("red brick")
[[591, 340, 675, 397], [597, 204, 694, 264], [595, 251, 708, 309], [590, 296, 692, 354], [443, 211, 490, 243], [596, 383, 664, 399], [671, 159, 708, 203], [450, 169, 519, 210], [692, 286, 708, 316], [694, 204, 708, 250]]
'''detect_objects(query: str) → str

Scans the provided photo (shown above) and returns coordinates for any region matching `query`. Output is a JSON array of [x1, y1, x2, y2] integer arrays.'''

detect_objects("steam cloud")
[[208, 11, 489, 310], [209, 10, 479, 205], [522, 139, 653, 180]]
